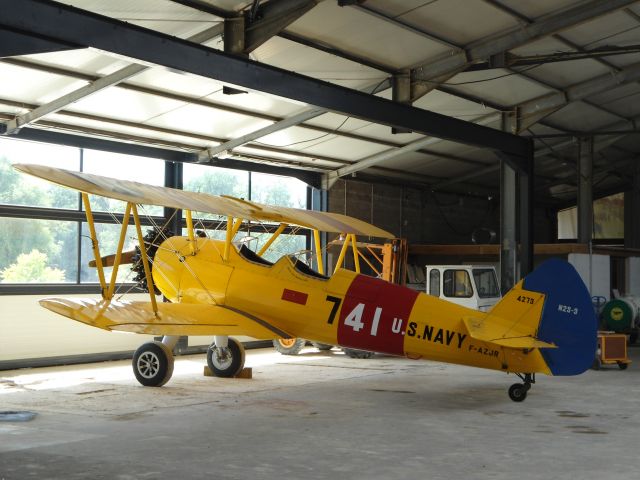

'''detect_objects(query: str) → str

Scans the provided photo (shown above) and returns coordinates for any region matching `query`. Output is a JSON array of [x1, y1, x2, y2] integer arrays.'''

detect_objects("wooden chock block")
[[203, 366, 252, 379], [235, 367, 252, 379]]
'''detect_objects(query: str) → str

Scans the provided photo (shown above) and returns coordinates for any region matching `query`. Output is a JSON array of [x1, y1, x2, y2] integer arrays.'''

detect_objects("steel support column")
[[500, 160, 517, 293], [577, 136, 594, 243], [392, 70, 411, 134], [519, 140, 534, 276], [625, 163, 640, 249], [164, 161, 183, 236], [311, 187, 328, 273]]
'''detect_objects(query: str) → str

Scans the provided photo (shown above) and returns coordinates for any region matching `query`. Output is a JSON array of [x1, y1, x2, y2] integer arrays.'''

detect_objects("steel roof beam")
[[245, 0, 318, 52], [435, 114, 640, 190], [511, 62, 640, 134], [0, 28, 74, 57], [0, 0, 528, 158], [325, 112, 502, 185], [3, 24, 224, 135], [410, 0, 637, 101]]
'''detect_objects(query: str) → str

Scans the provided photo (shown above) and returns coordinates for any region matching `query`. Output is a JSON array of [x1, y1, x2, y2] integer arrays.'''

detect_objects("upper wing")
[[14, 163, 393, 238], [40, 297, 292, 339]]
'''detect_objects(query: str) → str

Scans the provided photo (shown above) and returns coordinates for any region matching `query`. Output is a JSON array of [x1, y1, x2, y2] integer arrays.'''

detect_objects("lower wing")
[[39, 297, 292, 339]]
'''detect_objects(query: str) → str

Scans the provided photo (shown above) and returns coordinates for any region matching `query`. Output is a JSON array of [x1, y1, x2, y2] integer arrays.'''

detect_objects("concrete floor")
[[1, 346, 639, 480]]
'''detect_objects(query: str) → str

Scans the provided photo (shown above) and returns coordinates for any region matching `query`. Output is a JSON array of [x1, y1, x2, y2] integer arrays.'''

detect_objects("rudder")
[[522, 259, 597, 376]]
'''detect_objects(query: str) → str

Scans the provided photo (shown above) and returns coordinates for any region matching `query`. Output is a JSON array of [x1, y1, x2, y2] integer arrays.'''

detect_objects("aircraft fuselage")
[[153, 237, 549, 375]]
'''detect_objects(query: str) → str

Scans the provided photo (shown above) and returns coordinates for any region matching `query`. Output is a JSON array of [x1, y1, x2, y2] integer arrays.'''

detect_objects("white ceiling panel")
[[202, 88, 304, 118], [254, 36, 387, 90], [20, 50, 132, 77], [495, 0, 587, 20], [45, 112, 208, 150], [148, 103, 272, 140], [67, 88, 187, 123], [589, 83, 640, 118], [292, 135, 391, 162], [0, 62, 88, 105], [388, 0, 519, 46], [443, 69, 553, 106], [560, 10, 640, 49], [599, 52, 640, 69], [286, 1, 451, 69], [58, 0, 221, 38], [517, 59, 611, 89], [414, 89, 498, 119], [544, 101, 625, 131], [128, 67, 226, 99]]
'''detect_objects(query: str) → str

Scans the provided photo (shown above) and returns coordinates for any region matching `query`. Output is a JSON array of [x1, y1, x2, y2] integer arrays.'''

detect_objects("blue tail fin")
[[523, 259, 597, 376]]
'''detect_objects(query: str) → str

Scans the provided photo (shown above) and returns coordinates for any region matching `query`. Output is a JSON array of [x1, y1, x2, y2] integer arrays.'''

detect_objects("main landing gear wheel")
[[207, 338, 245, 377], [132, 341, 174, 387], [508, 373, 534, 402], [273, 337, 306, 355]]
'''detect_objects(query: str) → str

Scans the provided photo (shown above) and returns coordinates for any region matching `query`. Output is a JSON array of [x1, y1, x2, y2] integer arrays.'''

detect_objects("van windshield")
[[473, 269, 499, 298]]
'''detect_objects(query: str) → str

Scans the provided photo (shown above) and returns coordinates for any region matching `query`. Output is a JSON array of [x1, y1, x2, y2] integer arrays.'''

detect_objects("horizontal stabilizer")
[[39, 297, 291, 339], [461, 282, 557, 350], [462, 316, 557, 349]]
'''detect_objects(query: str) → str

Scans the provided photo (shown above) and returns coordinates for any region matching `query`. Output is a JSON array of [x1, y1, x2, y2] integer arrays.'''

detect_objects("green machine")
[[601, 296, 640, 343]]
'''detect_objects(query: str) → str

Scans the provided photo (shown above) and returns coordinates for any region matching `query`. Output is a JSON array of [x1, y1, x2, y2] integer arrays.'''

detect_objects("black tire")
[[132, 341, 174, 387], [273, 338, 306, 355], [618, 362, 629, 370], [207, 338, 245, 377], [508, 383, 528, 402], [312, 342, 334, 351], [592, 356, 602, 370], [342, 348, 374, 359]]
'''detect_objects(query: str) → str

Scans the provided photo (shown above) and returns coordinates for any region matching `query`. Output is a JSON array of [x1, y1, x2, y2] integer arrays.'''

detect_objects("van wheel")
[[273, 338, 306, 355]]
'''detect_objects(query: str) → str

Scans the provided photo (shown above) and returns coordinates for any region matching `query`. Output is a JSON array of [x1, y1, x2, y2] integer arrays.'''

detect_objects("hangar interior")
[[1, 1, 640, 478]]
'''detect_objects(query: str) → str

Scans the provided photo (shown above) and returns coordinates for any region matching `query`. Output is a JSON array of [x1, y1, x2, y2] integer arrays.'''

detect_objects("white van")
[[425, 265, 501, 311]]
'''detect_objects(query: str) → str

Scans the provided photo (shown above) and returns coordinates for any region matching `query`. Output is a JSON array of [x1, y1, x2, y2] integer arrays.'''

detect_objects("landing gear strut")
[[508, 373, 534, 402], [207, 336, 245, 378]]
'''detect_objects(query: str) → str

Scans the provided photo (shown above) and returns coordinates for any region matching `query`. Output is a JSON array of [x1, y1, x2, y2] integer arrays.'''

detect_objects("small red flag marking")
[[282, 288, 308, 305]]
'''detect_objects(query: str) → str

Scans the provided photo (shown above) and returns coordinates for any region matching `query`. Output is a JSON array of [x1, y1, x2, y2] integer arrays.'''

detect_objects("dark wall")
[[329, 179, 555, 245]]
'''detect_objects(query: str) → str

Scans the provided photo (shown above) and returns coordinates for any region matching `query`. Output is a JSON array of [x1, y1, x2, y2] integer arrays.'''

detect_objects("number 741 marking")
[[326, 297, 386, 337]]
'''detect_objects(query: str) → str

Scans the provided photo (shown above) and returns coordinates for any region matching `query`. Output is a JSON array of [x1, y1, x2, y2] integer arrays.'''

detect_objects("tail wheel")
[[132, 341, 174, 387], [273, 337, 306, 355], [508, 383, 528, 402], [207, 338, 245, 377]]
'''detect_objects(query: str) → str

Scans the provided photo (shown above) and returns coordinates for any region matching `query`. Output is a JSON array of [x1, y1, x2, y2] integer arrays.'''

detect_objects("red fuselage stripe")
[[337, 275, 420, 355]]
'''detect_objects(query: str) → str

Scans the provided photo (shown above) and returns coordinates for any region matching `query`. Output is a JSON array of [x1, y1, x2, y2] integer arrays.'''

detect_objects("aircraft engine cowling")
[[131, 227, 173, 295]]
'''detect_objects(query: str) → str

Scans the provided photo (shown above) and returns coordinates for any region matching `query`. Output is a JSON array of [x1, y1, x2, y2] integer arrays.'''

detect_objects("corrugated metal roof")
[[0, 0, 638, 204]]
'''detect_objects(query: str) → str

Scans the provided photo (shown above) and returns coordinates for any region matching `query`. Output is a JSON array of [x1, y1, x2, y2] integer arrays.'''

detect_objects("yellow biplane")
[[14, 163, 597, 402]]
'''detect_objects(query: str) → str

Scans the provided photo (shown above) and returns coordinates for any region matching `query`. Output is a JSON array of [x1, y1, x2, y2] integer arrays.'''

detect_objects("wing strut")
[[131, 203, 158, 316], [257, 222, 287, 257], [81, 193, 107, 297], [106, 202, 131, 299], [313, 229, 324, 275]]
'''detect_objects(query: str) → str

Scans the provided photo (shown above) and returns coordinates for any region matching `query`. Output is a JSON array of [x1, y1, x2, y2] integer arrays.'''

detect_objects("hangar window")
[[0, 217, 78, 284], [0, 139, 79, 210], [1, 137, 312, 292], [557, 192, 624, 240], [82, 149, 165, 217]]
